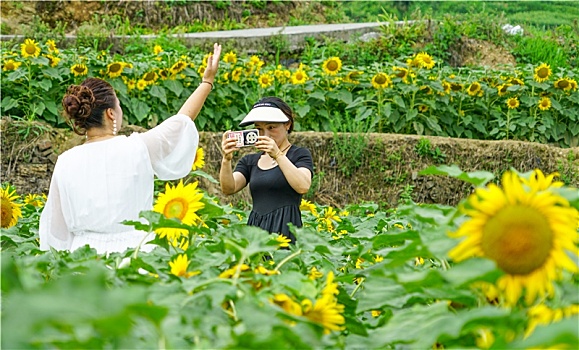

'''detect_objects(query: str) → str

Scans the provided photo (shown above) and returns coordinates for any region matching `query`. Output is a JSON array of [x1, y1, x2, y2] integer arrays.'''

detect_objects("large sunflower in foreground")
[[153, 180, 205, 242], [448, 170, 578, 305], [1, 186, 23, 228]]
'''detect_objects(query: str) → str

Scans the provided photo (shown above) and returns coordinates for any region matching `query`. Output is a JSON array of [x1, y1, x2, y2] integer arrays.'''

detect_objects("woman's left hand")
[[203, 43, 222, 83], [255, 136, 279, 158]]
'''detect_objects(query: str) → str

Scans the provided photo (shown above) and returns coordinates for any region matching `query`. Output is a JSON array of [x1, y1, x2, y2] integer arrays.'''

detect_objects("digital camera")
[[227, 129, 259, 147]]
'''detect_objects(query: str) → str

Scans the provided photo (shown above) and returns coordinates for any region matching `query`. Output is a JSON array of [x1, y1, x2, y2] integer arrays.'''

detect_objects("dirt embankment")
[[2, 118, 577, 208]]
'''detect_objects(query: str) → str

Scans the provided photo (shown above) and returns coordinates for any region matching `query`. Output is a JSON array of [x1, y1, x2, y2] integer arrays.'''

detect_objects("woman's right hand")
[[221, 131, 239, 161]]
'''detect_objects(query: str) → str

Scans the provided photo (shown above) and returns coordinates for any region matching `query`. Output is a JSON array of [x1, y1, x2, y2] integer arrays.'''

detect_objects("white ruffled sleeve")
[[137, 114, 199, 180], [39, 165, 73, 251]]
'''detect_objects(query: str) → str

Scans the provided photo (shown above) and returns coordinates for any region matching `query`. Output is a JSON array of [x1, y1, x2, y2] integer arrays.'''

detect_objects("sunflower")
[[1, 186, 23, 228], [448, 170, 578, 305], [136, 79, 147, 91], [569, 78, 578, 91], [46, 39, 59, 54], [419, 85, 433, 95], [418, 105, 429, 113], [191, 147, 205, 171], [20, 38, 41, 58], [170, 61, 188, 75], [309, 266, 324, 280], [169, 254, 199, 278], [322, 57, 342, 76], [223, 51, 237, 64], [392, 66, 409, 81], [302, 272, 345, 333], [371, 72, 391, 89], [153, 44, 163, 55], [475, 328, 495, 349], [44, 54, 60, 67], [538, 96, 551, 111], [289, 69, 307, 85], [70, 63, 88, 77], [197, 65, 206, 76], [106, 62, 125, 78], [554, 78, 571, 91], [497, 83, 511, 96], [142, 71, 158, 85], [258, 73, 274, 88], [442, 81, 451, 95], [24, 193, 46, 208], [525, 304, 579, 338], [231, 67, 243, 82], [300, 199, 318, 216], [153, 180, 205, 243], [510, 77, 524, 86], [126, 79, 136, 91], [317, 206, 341, 231], [506, 97, 520, 109], [2, 59, 21, 71], [276, 234, 291, 248], [271, 293, 303, 316], [534, 63, 552, 83], [343, 70, 363, 84], [219, 264, 250, 279], [448, 82, 462, 92], [467, 82, 482, 96], [249, 55, 262, 66], [416, 52, 435, 69]]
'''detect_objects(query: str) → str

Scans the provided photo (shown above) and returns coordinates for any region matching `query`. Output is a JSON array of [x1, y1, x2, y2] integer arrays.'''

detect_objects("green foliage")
[[330, 110, 372, 178], [2, 39, 578, 146], [415, 138, 447, 164], [557, 151, 578, 186], [2, 167, 578, 348]]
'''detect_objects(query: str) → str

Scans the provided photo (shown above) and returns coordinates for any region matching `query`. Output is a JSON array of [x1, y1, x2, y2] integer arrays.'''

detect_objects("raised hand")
[[203, 43, 222, 84]]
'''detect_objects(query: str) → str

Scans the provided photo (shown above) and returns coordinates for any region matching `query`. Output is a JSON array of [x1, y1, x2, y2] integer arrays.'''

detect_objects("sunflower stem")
[[274, 249, 302, 272], [132, 230, 154, 259], [350, 277, 365, 298], [228, 300, 238, 321]]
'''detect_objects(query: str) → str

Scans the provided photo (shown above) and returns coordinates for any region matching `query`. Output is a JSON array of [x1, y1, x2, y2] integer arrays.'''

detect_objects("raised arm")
[[178, 43, 222, 120]]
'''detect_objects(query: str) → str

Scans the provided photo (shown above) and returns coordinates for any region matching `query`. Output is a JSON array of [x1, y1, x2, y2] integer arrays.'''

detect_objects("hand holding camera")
[[227, 129, 259, 147]]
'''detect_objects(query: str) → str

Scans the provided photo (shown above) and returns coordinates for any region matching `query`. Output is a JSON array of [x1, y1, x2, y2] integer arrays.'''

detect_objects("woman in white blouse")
[[39, 43, 222, 254]]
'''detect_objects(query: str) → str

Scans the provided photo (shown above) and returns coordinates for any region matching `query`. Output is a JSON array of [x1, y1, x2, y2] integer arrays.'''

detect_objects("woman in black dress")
[[220, 97, 313, 244]]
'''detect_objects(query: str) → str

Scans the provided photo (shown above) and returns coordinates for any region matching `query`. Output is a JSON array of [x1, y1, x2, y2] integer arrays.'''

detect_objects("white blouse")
[[39, 114, 198, 254]]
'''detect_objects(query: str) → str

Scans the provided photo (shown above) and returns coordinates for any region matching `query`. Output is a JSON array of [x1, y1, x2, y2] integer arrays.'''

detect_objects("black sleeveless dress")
[[234, 145, 314, 244]]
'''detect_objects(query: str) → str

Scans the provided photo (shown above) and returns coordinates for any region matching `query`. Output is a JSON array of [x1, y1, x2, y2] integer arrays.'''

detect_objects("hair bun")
[[62, 85, 95, 120]]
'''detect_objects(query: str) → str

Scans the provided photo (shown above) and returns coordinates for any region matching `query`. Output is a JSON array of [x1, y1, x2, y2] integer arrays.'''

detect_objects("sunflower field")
[[2, 38, 578, 147], [1, 165, 578, 349]]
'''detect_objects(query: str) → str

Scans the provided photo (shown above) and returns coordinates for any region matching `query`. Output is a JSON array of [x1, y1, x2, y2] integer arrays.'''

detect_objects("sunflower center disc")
[[1, 200, 13, 227], [481, 205, 553, 275], [164, 199, 188, 220]]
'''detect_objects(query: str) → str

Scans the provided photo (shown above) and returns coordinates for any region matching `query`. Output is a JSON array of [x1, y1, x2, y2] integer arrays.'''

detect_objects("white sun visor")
[[239, 102, 289, 127]]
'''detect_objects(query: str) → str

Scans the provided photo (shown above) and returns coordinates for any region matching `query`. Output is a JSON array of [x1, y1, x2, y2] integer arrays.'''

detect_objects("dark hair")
[[62, 78, 117, 135], [257, 96, 294, 133]]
